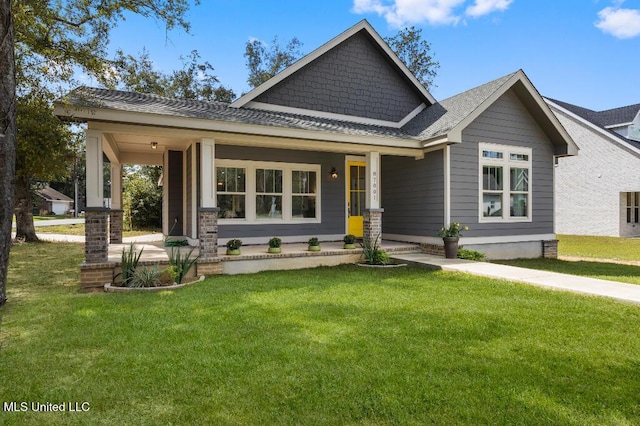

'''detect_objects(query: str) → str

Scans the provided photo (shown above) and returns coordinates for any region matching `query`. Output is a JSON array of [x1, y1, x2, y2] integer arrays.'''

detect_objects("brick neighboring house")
[[545, 99, 640, 237], [54, 20, 578, 285]]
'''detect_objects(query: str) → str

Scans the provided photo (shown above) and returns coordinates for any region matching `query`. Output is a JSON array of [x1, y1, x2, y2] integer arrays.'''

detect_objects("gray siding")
[[255, 31, 424, 122], [186, 145, 193, 238], [382, 150, 445, 237], [450, 90, 555, 237], [168, 150, 183, 236], [215, 146, 345, 239]]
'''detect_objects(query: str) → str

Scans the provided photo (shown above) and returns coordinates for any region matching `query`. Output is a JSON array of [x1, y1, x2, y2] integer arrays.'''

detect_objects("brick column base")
[[363, 208, 384, 243], [109, 209, 124, 244], [85, 208, 109, 263], [199, 208, 220, 260], [542, 239, 558, 259], [80, 261, 116, 290]]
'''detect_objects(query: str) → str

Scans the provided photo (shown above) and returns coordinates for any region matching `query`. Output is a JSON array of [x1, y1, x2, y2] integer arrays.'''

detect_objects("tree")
[[114, 49, 235, 102], [123, 166, 162, 230], [14, 91, 73, 241], [244, 36, 304, 88], [384, 26, 440, 90], [0, 1, 198, 302], [0, 0, 16, 306]]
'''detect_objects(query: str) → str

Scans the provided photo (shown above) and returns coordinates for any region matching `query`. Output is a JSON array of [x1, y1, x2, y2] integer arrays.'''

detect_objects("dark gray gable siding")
[[254, 31, 424, 122], [381, 150, 444, 237], [215, 145, 345, 239], [450, 90, 555, 237]]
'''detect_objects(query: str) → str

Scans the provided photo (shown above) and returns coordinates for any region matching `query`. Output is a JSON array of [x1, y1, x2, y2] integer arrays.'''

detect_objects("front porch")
[[79, 239, 423, 290]]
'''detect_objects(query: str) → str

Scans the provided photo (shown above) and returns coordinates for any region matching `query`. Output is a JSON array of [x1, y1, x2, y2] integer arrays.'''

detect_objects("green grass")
[[494, 258, 640, 285], [36, 224, 160, 237], [558, 234, 640, 261], [2, 243, 640, 425]]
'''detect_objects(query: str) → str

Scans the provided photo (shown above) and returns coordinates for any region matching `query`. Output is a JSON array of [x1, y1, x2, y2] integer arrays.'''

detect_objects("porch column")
[[85, 130, 108, 263], [364, 151, 384, 243], [199, 138, 219, 259], [109, 163, 123, 244]]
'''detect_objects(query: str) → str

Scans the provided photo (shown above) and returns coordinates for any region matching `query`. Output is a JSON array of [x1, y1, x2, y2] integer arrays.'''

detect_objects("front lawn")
[[493, 258, 640, 285], [36, 224, 160, 237], [558, 234, 640, 261], [2, 243, 640, 425]]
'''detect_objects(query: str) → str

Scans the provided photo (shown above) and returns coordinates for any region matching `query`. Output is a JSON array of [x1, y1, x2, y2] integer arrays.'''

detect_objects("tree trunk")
[[0, 0, 16, 305], [14, 175, 39, 242]]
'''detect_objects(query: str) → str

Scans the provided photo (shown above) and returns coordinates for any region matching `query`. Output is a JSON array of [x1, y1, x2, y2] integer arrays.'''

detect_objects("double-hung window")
[[217, 167, 246, 219], [216, 160, 320, 223], [627, 192, 640, 224], [479, 143, 532, 222]]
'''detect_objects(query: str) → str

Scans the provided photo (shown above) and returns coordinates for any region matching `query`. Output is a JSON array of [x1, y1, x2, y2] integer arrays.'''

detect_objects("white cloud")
[[595, 6, 640, 39], [352, 0, 512, 27], [353, 0, 466, 27], [466, 0, 513, 18]]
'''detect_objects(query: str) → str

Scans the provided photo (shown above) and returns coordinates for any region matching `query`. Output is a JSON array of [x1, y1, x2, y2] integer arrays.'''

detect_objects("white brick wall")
[[554, 109, 640, 237]]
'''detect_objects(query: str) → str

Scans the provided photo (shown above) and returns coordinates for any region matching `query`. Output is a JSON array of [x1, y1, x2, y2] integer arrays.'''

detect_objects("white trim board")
[[245, 101, 427, 129], [384, 233, 556, 245]]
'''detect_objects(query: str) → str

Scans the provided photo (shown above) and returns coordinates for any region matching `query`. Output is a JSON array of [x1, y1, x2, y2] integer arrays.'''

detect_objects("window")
[[217, 167, 246, 219], [256, 168, 283, 219], [627, 192, 640, 224], [479, 143, 532, 222], [216, 160, 321, 223], [292, 171, 317, 219]]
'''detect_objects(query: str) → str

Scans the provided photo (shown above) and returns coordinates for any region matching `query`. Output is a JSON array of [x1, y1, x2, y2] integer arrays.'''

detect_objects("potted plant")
[[343, 234, 357, 249], [308, 237, 321, 252], [437, 222, 468, 259], [226, 238, 242, 255], [268, 237, 282, 254]]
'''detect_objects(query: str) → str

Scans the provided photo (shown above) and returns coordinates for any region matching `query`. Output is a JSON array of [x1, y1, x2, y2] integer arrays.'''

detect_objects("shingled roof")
[[546, 98, 640, 151], [61, 86, 417, 141], [37, 186, 73, 202]]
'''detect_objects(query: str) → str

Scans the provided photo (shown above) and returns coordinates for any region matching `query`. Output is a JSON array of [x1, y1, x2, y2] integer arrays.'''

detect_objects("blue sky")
[[102, 0, 640, 111]]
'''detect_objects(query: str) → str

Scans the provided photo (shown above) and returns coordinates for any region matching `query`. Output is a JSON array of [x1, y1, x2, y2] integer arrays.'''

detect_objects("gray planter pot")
[[443, 237, 459, 259]]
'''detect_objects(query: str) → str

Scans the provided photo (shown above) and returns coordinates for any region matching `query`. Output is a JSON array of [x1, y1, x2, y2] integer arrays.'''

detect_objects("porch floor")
[[107, 240, 422, 264]]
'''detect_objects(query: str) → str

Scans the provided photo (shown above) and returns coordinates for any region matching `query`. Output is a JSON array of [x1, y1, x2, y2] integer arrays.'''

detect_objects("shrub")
[[168, 247, 199, 284], [115, 243, 143, 287], [130, 264, 162, 288], [226, 239, 243, 250], [308, 237, 319, 246], [343, 234, 357, 244], [437, 222, 468, 238], [268, 237, 282, 248], [361, 235, 390, 265], [457, 249, 485, 261]]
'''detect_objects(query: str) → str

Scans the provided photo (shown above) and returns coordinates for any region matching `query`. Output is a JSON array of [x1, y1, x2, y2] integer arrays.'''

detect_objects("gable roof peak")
[[230, 20, 436, 109]]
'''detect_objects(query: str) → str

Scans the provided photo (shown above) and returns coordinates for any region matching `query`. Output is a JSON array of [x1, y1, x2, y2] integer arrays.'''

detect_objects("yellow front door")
[[347, 161, 366, 237]]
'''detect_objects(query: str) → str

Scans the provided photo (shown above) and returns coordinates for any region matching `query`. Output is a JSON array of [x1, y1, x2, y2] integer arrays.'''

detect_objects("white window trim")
[[478, 142, 532, 223], [216, 159, 321, 225]]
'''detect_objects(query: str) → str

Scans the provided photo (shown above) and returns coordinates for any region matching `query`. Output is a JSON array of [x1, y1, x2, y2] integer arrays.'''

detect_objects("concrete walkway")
[[12, 218, 85, 228], [11, 232, 164, 243], [392, 252, 640, 305]]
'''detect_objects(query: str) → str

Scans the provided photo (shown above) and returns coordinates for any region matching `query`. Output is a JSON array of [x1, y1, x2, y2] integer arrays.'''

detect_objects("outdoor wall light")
[[330, 167, 338, 179], [150, 141, 158, 150]]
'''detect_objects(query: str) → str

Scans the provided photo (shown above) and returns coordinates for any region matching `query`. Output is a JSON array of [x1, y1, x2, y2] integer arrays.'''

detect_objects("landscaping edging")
[[104, 276, 205, 293], [356, 262, 407, 268]]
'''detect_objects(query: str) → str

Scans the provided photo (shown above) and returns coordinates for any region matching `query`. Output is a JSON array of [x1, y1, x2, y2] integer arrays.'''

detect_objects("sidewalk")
[[392, 253, 640, 305], [12, 218, 85, 228], [11, 232, 163, 243]]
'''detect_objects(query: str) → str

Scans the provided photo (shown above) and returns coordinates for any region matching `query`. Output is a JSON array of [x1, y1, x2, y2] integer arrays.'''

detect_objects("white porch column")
[[109, 163, 123, 244], [85, 129, 104, 208], [199, 138, 220, 261], [364, 151, 383, 243], [365, 151, 381, 209], [200, 138, 217, 208], [84, 129, 109, 264]]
